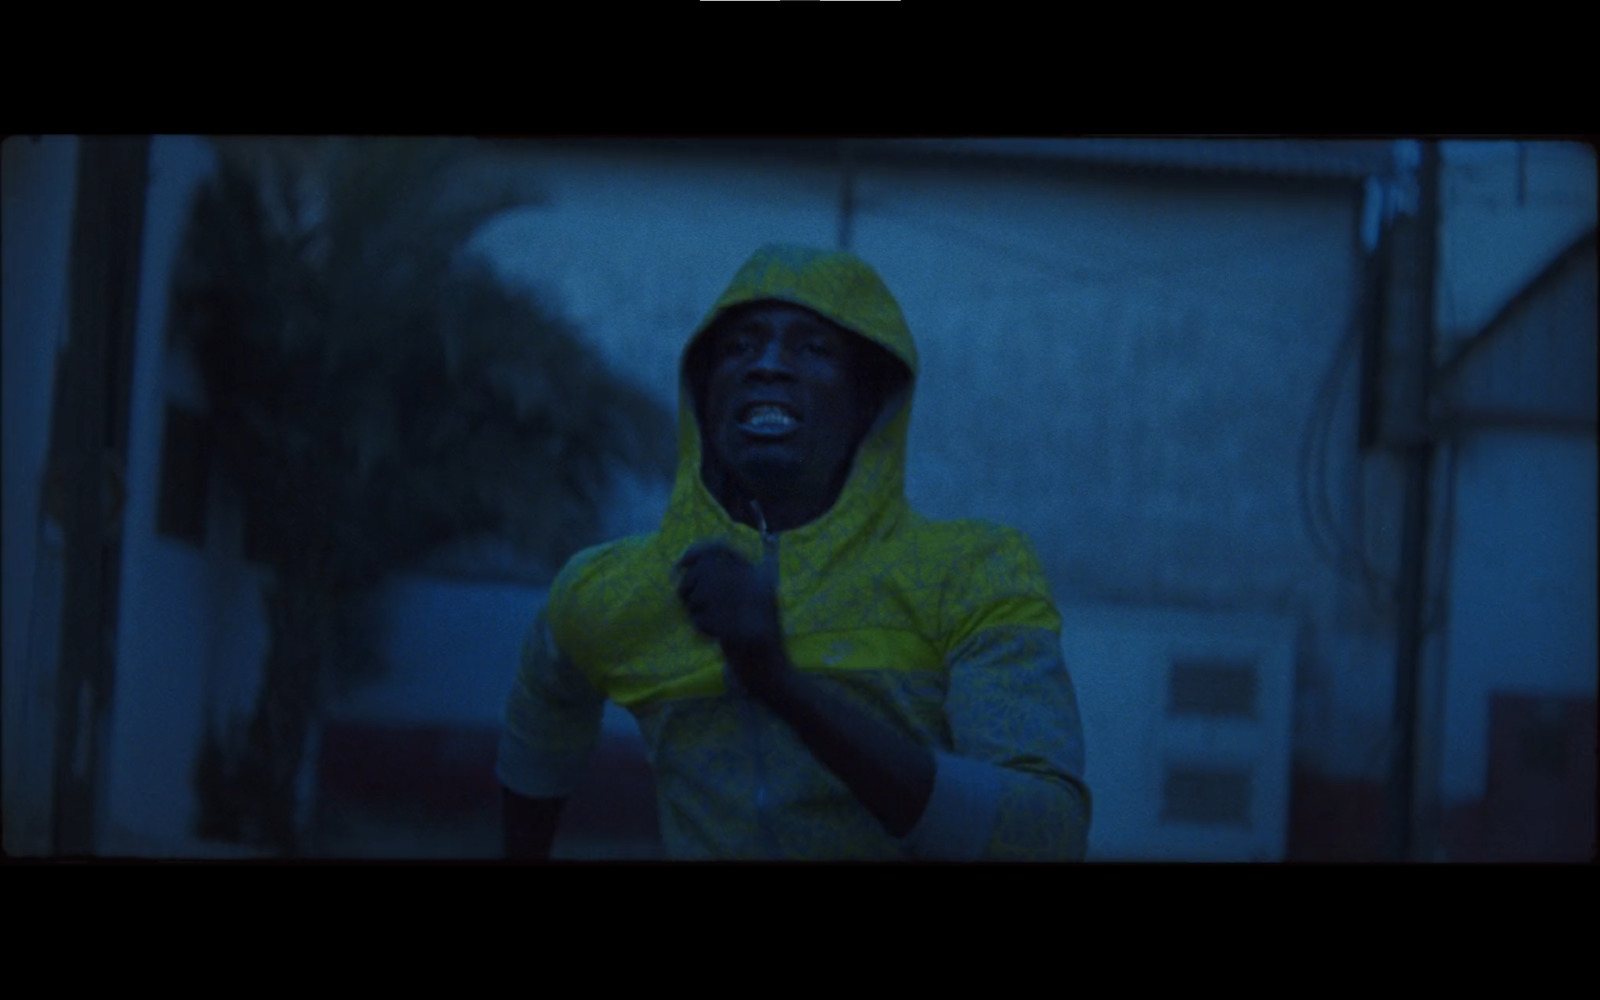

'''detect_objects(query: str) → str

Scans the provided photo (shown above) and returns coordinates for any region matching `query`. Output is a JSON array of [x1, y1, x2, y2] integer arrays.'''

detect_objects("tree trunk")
[[254, 573, 331, 852], [194, 571, 334, 854]]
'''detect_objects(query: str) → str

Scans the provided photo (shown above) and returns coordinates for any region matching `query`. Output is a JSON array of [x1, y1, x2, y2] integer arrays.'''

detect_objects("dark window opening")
[[1161, 765, 1252, 827], [1168, 658, 1259, 718]]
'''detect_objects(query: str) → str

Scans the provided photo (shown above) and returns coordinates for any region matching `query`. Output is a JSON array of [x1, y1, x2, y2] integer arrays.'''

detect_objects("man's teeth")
[[743, 405, 796, 428]]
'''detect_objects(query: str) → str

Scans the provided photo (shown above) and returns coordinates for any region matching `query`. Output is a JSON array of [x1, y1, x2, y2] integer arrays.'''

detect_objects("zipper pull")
[[749, 500, 778, 584]]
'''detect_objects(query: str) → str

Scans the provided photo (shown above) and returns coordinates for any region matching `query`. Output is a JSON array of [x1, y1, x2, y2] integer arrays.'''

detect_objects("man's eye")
[[804, 339, 835, 356]]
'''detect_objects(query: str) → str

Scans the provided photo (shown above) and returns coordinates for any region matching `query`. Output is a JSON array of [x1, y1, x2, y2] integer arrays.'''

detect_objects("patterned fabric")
[[499, 244, 1089, 859]]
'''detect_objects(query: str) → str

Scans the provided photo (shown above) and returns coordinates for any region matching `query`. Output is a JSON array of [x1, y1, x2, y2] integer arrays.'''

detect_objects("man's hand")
[[502, 787, 564, 861], [675, 542, 789, 698], [675, 541, 936, 841]]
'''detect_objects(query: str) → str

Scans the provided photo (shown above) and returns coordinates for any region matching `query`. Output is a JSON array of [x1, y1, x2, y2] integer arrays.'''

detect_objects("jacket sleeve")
[[903, 527, 1090, 861], [496, 603, 606, 799]]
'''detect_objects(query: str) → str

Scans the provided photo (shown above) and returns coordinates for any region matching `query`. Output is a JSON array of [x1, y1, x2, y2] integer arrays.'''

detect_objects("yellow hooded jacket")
[[499, 245, 1088, 860]]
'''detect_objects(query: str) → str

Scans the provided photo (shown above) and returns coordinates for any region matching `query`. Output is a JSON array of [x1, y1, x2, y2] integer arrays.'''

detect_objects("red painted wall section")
[[314, 720, 661, 859], [1289, 693, 1597, 862], [1454, 693, 1596, 862]]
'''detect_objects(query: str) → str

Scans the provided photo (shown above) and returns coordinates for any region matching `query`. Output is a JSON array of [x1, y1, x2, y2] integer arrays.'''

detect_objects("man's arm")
[[501, 788, 566, 861], [497, 606, 604, 860], [675, 536, 1088, 859], [730, 637, 1090, 860], [927, 527, 1090, 861], [935, 624, 1090, 861], [740, 651, 935, 839], [740, 641, 1087, 860]]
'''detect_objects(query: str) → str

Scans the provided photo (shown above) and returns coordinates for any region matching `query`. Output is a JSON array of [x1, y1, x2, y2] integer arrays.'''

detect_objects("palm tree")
[[170, 137, 672, 853]]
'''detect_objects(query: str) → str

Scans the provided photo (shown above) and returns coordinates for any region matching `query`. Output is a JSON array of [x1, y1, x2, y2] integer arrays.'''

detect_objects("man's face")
[[698, 302, 876, 515]]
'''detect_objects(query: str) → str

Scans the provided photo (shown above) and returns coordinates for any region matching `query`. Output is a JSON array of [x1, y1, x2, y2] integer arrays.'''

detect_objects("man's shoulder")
[[546, 531, 674, 667], [904, 514, 1052, 594], [550, 532, 662, 603], [900, 513, 1037, 563], [887, 515, 1050, 611], [908, 517, 1058, 644]]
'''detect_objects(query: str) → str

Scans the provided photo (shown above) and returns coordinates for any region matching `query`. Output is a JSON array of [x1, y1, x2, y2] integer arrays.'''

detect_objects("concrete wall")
[[1437, 430, 1596, 806], [851, 163, 1369, 616], [1423, 153, 1597, 857], [1434, 141, 1597, 354], [1430, 238, 1597, 818], [471, 150, 1383, 645]]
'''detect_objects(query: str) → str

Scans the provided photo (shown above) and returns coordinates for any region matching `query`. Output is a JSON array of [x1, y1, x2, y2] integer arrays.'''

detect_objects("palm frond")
[[172, 136, 672, 585], [173, 136, 674, 851]]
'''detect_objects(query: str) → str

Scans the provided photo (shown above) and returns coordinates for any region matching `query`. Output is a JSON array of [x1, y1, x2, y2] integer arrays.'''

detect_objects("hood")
[[657, 244, 919, 566]]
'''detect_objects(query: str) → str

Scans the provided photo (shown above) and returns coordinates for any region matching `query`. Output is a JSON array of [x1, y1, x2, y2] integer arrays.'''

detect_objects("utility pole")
[[1382, 140, 1442, 862], [46, 136, 148, 855]]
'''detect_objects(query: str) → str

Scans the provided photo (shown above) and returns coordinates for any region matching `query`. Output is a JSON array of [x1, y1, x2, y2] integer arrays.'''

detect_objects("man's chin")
[[732, 453, 806, 497]]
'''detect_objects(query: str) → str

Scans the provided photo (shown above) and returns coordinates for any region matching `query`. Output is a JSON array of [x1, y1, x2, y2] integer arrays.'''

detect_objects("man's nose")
[[748, 336, 795, 377]]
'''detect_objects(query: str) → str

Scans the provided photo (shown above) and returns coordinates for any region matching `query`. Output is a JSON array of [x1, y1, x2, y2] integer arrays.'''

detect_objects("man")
[[499, 244, 1088, 860]]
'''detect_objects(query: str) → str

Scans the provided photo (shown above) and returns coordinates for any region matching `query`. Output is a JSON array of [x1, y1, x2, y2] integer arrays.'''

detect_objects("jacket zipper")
[[746, 500, 783, 858]]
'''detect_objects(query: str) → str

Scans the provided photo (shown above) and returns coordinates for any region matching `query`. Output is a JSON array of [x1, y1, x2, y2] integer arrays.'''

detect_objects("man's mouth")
[[736, 402, 801, 438]]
